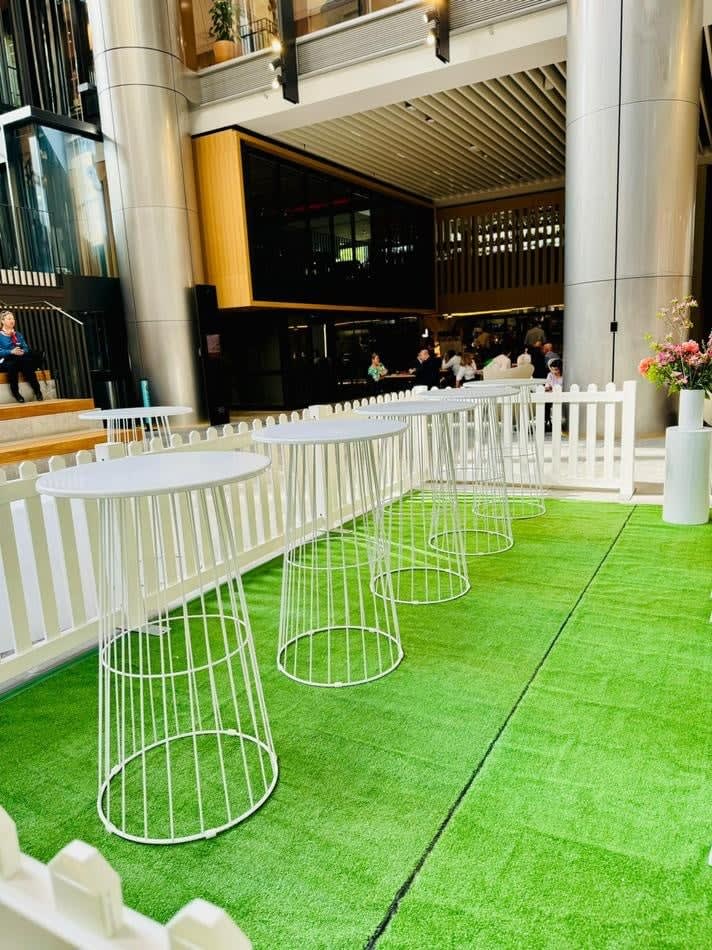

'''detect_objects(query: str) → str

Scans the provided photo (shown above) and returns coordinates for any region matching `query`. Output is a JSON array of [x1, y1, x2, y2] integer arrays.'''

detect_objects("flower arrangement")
[[638, 296, 712, 394]]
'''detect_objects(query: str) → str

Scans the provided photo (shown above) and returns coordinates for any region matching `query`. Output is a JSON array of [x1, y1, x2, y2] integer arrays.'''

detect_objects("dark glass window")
[[243, 144, 435, 309]]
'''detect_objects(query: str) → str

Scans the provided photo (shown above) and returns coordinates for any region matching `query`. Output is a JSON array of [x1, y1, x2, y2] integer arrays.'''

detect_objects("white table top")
[[423, 385, 518, 400], [251, 418, 406, 446], [354, 400, 466, 418], [37, 451, 270, 499], [463, 380, 546, 389], [78, 406, 192, 421]]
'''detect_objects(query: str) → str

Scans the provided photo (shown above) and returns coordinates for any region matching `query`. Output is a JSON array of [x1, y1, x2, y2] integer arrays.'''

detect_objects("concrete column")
[[87, 0, 205, 420], [564, 0, 702, 434]]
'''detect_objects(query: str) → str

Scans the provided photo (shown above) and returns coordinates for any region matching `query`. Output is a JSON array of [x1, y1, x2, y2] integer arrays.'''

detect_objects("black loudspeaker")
[[194, 284, 231, 426]]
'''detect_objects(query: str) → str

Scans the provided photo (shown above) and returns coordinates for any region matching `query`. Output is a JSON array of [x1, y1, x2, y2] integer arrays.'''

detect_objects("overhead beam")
[[191, 4, 566, 136]]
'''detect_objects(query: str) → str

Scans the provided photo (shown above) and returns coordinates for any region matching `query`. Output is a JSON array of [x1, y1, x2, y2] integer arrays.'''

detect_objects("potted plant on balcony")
[[209, 0, 242, 64]]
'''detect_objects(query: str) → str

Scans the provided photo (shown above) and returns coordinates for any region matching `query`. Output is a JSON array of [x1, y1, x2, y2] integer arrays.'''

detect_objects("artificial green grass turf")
[[379, 505, 712, 948], [0, 500, 677, 948]]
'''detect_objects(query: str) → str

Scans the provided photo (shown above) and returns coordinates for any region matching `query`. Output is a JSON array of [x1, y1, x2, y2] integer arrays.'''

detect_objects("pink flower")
[[638, 357, 654, 376], [682, 340, 700, 354]]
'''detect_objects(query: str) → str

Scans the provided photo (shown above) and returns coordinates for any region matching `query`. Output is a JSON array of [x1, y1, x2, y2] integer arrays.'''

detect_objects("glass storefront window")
[[5, 123, 116, 277], [243, 143, 435, 309]]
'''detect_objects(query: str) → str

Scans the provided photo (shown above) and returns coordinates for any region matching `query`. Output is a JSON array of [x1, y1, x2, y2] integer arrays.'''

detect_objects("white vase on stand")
[[678, 388, 705, 430], [663, 388, 711, 525]]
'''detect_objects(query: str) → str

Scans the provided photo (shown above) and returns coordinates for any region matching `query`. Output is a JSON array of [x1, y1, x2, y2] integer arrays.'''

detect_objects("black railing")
[[3, 302, 93, 399], [240, 18, 278, 53]]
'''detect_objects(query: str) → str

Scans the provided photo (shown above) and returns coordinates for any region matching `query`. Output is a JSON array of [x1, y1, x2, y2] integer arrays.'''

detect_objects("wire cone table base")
[[38, 452, 279, 847], [356, 405, 469, 605], [466, 381, 546, 520], [278, 527, 402, 687], [254, 419, 405, 689], [426, 392, 514, 556]]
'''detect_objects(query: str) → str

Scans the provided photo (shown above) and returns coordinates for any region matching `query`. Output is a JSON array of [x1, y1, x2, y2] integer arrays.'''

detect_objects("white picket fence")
[[0, 807, 250, 949], [0, 382, 637, 692], [532, 380, 637, 498]]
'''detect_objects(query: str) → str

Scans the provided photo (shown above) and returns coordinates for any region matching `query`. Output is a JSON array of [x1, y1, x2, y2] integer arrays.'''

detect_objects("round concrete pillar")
[[87, 0, 205, 420], [564, 0, 702, 434]]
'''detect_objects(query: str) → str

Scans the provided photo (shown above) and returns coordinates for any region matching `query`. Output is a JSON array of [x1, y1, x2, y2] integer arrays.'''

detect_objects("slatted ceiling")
[[276, 63, 567, 201]]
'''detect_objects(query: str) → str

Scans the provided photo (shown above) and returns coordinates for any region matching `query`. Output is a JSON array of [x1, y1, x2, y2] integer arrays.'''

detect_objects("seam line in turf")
[[365, 505, 637, 948]]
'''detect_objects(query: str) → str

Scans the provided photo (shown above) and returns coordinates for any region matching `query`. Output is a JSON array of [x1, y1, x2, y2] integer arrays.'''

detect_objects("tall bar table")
[[464, 379, 546, 518], [37, 452, 278, 845], [424, 386, 515, 555], [79, 405, 192, 447], [253, 417, 405, 687], [354, 400, 469, 604]]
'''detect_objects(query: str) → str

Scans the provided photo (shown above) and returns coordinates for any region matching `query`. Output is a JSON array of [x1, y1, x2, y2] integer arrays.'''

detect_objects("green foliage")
[[209, 0, 236, 42]]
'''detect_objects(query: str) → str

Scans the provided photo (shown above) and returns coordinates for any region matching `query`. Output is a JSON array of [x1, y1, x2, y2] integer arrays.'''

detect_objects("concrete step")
[[0, 429, 106, 466], [0, 398, 98, 444]]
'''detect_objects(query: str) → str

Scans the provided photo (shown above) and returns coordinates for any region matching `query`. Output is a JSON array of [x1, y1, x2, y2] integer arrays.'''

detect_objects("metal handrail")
[[1, 299, 93, 399]]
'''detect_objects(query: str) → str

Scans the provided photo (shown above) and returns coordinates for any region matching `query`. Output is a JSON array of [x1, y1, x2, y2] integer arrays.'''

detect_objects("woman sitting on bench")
[[0, 310, 43, 403]]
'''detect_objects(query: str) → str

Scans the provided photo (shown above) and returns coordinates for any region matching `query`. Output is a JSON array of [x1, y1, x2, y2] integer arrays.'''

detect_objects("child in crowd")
[[545, 358, 563, 390]]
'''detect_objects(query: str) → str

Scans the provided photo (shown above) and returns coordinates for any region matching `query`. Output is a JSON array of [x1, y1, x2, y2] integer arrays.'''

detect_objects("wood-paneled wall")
[[436, 190, 564, 314], [193, 130, 253, 309]]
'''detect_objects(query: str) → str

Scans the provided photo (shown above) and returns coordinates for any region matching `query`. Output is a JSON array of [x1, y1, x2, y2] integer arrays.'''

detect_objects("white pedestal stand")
[[662, 426, 711, 525]]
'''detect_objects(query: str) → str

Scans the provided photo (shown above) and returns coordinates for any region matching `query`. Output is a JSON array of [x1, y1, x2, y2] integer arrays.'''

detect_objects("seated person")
[[488, 349, 513, 371], [441, 349, 461, 380], [545, 358, 563, 390], [0, 309, 43, 403], [412, 347, 440, 389], [367, 352, 388, 387], [455, 351, 477, 387]]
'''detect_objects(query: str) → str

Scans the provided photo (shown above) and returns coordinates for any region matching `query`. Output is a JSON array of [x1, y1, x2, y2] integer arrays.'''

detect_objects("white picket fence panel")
[[0, 383, 636, 690], [0, 807, 250, 949], [532, 380, 637, 499]]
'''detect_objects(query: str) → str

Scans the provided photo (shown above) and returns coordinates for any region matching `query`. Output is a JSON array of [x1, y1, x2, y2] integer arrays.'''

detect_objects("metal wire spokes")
[[364, 410, 469, 605], [277, 438, 402, 687], [430, 397, 513, 556], [98, 485, 278, 845], [472, 383, 546, 519]]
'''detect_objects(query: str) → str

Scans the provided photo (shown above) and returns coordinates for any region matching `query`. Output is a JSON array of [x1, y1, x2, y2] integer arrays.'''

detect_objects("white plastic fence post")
[[0, 808, 20, 879], [619, 380, 637, 500], [167, 898, 252, 949], [95, 443, 125, 462], [48, 841, 123, 938], [308, 404, 332, 420]]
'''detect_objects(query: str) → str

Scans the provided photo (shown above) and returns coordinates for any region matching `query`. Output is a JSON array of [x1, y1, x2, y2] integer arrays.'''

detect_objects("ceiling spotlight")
[[404, 101, 416, 111], [268, 57, 281, 72], [271, 74, 283, 90], [424, 115, 435, 124], [426, 29, 436, 46], [270, 36, 282, 54]]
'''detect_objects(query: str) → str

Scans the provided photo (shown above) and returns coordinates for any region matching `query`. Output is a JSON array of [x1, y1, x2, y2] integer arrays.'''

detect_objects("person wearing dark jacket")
[[413, 347, 440, 389], [528, 339, 549, 380], [0, 310, 43, 403]]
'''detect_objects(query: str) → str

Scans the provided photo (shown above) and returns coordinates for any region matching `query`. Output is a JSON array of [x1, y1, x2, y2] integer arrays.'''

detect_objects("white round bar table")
[[79, 405, 192, 447], [354, 400, 469, 604], [252, 417, 405, 688], [424, 386, 515, 555], [37, 452, 278, 845], [464, 379, 546, 518]]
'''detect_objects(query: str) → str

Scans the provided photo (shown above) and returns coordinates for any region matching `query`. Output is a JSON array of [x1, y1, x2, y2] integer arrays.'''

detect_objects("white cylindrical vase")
[[678, 389, 705, 430]]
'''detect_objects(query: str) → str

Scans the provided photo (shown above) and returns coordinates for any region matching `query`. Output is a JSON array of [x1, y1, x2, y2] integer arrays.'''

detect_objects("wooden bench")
[[0, 368, 51, 385]]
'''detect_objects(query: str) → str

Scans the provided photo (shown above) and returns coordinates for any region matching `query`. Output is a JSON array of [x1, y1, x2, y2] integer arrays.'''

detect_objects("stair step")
[[0, 398, 95, 422], [0, 429, 106, 466]]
